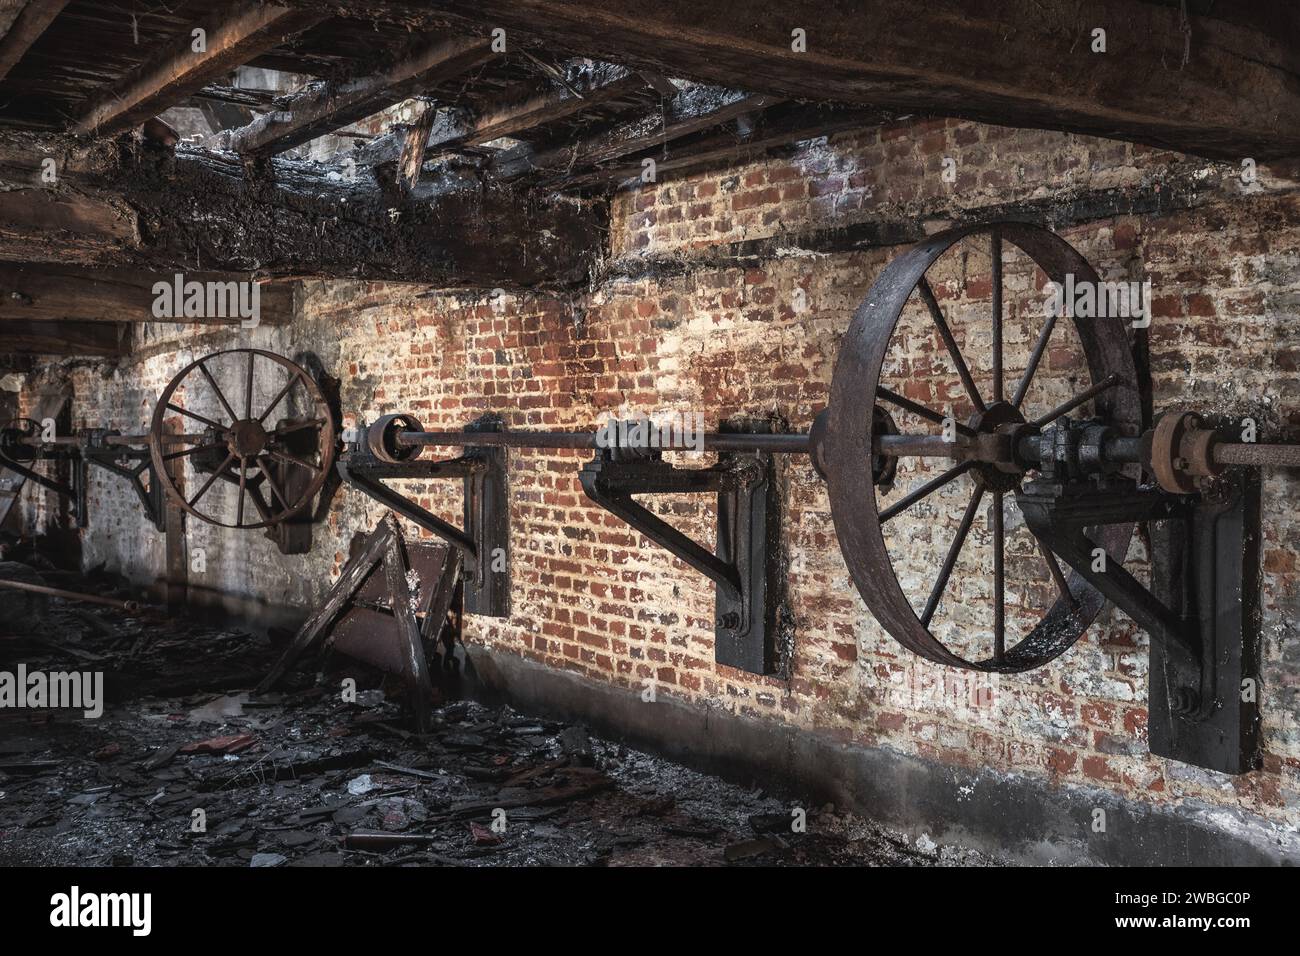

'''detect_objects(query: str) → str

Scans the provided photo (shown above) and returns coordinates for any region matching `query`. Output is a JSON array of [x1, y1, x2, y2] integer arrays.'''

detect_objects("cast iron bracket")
[[1017, 474, 1261, 774], [0, 427, 166, 532], [578, 435, 782, 675], [337, 418, 509, 618]]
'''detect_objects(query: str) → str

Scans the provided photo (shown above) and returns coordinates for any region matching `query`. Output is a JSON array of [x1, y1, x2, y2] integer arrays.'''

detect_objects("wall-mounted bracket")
[[579, 434, 782, 675], [0, 426, 167, 532], [337, 417, 509, 618], [81, 430, 167, 533], [1017, 474, 1261, 774]]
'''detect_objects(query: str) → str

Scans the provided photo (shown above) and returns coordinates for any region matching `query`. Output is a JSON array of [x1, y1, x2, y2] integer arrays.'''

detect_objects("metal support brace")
[[1018, 475, 1260, 774], [579, 437, 782, 675], [337, 419, 509, 618], [0, 427, 167, 532]]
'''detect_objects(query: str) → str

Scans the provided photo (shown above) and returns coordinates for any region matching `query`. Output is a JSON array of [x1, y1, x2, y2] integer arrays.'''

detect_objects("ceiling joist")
[[223, 34, 496, 158], [294, 0, 1300, 162], [73, 3, 326, 138], [0, 0, 68, 82]]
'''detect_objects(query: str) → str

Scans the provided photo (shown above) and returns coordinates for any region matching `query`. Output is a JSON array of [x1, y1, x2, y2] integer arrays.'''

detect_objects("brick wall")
[[19, 116, 1300, 852]]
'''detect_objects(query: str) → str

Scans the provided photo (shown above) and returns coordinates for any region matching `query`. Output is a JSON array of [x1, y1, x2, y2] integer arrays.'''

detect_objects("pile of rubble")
[[0, 571, 992, 866]]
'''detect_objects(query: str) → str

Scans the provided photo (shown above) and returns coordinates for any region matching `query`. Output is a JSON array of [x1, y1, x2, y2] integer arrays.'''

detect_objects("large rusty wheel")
[[823, 222, 1143, 672], [149, 349, 336, 529]]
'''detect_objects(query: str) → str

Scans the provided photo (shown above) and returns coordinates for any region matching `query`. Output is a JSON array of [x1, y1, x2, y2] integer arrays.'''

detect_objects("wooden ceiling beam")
[[0, 0, 69, 82], [0, 263, 296, 325], [223, 34, 495, 158], [275, 0, 1300, 161], [0, 319, 127, 357], [437, 60, 647, 151], [0, 137, 605, 288], [560, 104, 884, 191], [493, 84, 780, 179], [72, 4, 326, 138]]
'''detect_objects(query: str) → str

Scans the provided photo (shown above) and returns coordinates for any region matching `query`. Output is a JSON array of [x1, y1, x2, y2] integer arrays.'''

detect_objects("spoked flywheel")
[[148, 349, 337, 529], [822, 222, 1143, 672]]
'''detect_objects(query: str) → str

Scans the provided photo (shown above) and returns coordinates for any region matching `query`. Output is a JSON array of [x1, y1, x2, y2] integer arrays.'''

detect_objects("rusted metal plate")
[[347, 539, 454, 614]]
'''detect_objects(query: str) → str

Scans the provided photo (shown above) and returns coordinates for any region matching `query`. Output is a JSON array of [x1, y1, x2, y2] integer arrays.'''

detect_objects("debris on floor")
[[0, 579, 993, 867]]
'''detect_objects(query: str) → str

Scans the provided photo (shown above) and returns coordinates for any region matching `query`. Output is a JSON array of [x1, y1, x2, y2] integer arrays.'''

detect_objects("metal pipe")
[[1214, 442, 1300, 468], [396, 429, 812, 454], [0, 577, 148, 613], [14, 433, 207, 447]]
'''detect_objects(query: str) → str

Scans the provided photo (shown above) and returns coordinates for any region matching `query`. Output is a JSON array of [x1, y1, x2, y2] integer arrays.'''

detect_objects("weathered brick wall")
[[18, 116, 1300, 851]]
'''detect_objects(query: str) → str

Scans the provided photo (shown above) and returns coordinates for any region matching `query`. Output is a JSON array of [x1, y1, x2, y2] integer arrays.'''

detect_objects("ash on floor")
[[0, 593, 992, 867]]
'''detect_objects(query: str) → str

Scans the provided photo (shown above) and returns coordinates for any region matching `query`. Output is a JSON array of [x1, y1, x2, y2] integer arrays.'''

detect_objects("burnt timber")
[[0, 135, 605, 286]]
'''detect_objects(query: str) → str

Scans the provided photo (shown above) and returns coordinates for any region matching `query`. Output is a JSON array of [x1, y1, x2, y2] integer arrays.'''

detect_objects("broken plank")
[[494, 84, 780, 179], [224, 34, 494, 158], [73, 4, 326, 137]]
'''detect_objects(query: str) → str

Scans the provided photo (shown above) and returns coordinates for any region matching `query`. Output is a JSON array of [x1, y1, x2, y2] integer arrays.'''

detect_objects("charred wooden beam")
[[0, 263, 296, 324], [73, 4, 326, 138], [353, 59, 649, 177], [494, 84, 780, 179], [0, 135, 605, 288], [0, 0, 69, 82], [561, 103, 884, 191], [394, 100, 437, 198], [283, 0, 1300, 162], [437, 60, 646, 151], [0, 318, 127, 356], [190, 84, 277, 110], [222, 34, 495, 158]]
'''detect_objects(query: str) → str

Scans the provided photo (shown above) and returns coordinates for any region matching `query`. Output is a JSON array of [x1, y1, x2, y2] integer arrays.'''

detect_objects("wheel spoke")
[[243, 484, 274, 523], [258, 372, 303, 425], [991, 229, 1003, 403], [166, 403, 225, 432], [196, 360, 239, 424], [188, 452, 236, 508], [237, 456, 247, 526], [1029, 373, 1121, 428], [265, 447, 320, 475], [162, 441, 224, 462], [1034, 534, 1079, 610], [244, 351, 256, 419], [876, 386, 976, 437], [918, 277, 986, 414], [274, 418, 326, 436], [992, 490, 1006, 661], [258, 455, 292, 511], [878, 460, 974, 523], [1013, 310, 1058, 409], [920, 481, 985, 627]]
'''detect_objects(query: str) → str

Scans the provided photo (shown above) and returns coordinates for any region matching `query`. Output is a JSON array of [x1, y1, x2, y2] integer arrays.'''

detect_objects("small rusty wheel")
[[823, 222, 1143, 672], [149, 349, 337, 529]]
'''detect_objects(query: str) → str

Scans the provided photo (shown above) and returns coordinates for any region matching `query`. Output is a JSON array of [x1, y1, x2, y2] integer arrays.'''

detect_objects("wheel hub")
[[967, 400, 1026, 492], [228, 419, 269, 458]]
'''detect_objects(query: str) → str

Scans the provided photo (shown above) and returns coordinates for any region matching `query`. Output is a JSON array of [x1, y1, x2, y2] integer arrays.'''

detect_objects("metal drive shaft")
[[396, 429, 812, 454]]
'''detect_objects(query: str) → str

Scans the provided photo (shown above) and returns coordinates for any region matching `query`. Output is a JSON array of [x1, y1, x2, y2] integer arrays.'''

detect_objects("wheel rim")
[[148, 349, 337, 530], [824, 222, 1142, 672]]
